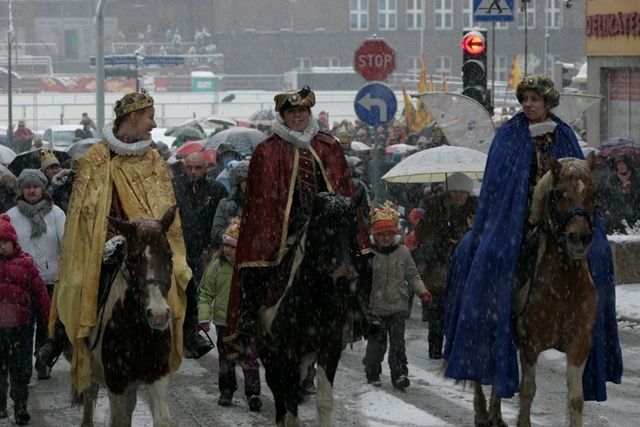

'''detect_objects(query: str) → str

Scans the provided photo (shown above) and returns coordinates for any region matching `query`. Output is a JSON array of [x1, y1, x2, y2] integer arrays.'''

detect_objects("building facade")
[[1, 0, 584, 90]]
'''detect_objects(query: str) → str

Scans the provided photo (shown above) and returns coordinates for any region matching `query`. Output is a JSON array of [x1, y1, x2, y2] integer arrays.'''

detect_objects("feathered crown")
[[371, 202, 399, 226], [114, 89, 155, 118]]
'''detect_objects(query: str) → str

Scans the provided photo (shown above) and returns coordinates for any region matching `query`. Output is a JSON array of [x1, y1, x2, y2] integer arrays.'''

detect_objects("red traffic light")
[[461, 31, 486, 55]]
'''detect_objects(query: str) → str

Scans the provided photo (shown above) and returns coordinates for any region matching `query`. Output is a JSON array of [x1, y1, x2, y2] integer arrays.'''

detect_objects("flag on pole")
[[429, 75, 435, 92], [508, 55, 523, 90], [402, 85, 428, 133], [416, 54, 434, 127], [418, 54, 427, 93], [442, 72, 448, 92]]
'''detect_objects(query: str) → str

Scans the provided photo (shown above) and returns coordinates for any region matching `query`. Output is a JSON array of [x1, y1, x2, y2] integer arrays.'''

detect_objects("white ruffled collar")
[[102, 123, 152, 156], [528, 121, 557, 138], [272, 118, 320, 150]]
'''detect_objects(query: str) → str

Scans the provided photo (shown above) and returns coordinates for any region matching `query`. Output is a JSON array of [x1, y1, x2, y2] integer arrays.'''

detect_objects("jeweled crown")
[[371, 203, 399, 225], [114, 89, 155, 118]]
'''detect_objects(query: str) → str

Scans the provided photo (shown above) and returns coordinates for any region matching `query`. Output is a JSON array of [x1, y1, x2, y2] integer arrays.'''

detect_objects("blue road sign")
[[474, 0, 514, 22], [354, 82, 397, 127]]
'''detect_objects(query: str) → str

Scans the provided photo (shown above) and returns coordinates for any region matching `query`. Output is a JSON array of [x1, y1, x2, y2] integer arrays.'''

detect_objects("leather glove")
[[200, 321, 211, 332], [419, 291, 433, 305]]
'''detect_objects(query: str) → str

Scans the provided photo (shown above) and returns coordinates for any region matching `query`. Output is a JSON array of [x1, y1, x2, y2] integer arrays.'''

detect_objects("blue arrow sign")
[[354, 82, 397, 127], [473, 0, 514, 22]]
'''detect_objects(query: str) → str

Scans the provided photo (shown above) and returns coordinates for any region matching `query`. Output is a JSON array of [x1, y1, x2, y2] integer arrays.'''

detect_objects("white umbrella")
[[0, 145, 17, 165], [552, 93, 602, 124], [414, 92, 495, 154], [382, 145, 488, 183], [350, 141, 372, 151]]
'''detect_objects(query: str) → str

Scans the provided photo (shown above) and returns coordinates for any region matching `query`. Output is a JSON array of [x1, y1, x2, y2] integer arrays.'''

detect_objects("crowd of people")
[[0, 74, 629, 422]]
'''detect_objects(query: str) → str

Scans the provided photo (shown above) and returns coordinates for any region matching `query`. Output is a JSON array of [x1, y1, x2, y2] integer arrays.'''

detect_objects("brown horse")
[[72, 206, 177, 427], [474, 153, 597, 427]]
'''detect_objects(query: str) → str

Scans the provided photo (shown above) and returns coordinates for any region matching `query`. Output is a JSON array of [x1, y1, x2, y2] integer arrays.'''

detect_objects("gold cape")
[[50, 141, 191, 393]]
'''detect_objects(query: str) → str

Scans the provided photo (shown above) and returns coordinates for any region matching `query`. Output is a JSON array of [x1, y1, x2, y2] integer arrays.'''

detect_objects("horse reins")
[[549, 190, 594, 242]]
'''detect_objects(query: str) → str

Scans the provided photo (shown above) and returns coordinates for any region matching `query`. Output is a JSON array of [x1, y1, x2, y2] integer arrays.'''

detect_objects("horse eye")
[[126, 255, 141, 266]]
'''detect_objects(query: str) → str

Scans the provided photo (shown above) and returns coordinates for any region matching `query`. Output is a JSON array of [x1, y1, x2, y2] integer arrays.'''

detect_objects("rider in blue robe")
[[443, 74, 623, 401]]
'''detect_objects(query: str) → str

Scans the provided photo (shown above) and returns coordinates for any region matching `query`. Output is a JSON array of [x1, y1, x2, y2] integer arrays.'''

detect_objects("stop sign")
[[354, 39, 396, 82]]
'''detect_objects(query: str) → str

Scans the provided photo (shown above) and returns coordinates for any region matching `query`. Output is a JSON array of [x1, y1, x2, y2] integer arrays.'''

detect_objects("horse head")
[[107, 205, 177, 330], [304, 190, 366, 293], [532, 152, 596, 259]]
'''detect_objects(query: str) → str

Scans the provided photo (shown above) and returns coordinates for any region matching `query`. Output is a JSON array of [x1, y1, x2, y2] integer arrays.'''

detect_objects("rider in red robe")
[[224, 86, 380, 352]]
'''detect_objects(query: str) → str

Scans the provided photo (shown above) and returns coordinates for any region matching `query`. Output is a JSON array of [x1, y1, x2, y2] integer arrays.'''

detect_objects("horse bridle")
[[549, 186, 594, 241]]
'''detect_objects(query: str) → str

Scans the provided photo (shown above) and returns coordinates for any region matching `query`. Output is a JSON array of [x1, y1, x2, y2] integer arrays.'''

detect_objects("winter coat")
[[47, 168, 76, 213], [369, 235, 427, 316], [211, 195, 243, 248], [6, 201, 66, 284], [197, 255, 233, 326], [172, 174, 228, 263], [596, 170, 640, 233], [0, 244, 51, 328]]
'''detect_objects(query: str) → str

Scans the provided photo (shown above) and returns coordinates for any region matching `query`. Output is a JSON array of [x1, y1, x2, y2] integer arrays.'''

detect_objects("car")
[[42, 124, 97, 151]]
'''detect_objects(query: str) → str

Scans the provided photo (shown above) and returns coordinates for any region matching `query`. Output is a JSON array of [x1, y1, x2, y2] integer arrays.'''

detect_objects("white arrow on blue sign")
[[354, 82, 397, 127]]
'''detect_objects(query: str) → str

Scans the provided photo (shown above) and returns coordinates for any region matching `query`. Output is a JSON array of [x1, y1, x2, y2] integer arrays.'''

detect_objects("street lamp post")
[[95, 0, 107, 136], [7, 0, 14, 146]]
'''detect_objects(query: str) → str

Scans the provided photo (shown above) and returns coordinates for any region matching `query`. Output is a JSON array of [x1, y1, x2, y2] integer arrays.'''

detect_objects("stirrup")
[[237, 310, 260, 337], [34, 338, 63, 369]]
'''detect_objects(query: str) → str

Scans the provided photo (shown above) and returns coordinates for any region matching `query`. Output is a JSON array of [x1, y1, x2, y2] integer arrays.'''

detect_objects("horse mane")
[[531, 168, 555, 224]]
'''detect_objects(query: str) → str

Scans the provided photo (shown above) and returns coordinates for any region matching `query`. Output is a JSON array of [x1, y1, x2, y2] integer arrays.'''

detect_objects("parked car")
[[42, 124, 97, 151]]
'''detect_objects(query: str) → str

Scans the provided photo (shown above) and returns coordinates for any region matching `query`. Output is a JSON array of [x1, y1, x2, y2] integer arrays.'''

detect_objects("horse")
[[257, 191, 366, 427], [473, 153, 598, 427], [72, 206, 178, 427]]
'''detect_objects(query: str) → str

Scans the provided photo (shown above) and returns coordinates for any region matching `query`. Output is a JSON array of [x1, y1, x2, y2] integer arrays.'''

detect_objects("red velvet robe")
[[224, 130, 371, 351]]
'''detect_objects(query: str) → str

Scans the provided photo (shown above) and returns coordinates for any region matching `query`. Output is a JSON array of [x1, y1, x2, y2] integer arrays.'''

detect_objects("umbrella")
[[552, 93, 602, 124], [350, 141, 372, 151], [597, 145, 640, 164], [170, 127, 205, 141], [66, 138, 101, 158], [415, 92, 495, 154], [173, 140, 206, 157], [203, 127, 267, 154], [0, 145, 17, 165], [386, 143, 418, 155], [8, 148, 71, 177], [382, 145, 488, 183], [0, 164, 16, 180], [600, 137, 640, 149], [200, 115, 237, 131]]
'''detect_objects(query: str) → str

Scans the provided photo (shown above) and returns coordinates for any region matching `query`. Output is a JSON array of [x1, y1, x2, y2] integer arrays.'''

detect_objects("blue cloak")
[[443, 112, 623, 401]]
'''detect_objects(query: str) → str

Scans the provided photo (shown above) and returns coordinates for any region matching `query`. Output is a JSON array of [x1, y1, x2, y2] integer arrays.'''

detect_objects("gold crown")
[[114, 89, 155, 118], [371, 203, 399, 225], [39, 148, 57, 164], [224, 217, 241, 240]]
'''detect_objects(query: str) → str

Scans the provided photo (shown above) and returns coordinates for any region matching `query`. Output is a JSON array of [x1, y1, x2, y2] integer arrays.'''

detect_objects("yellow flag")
[[442, 72, 448, 92], [403, 85, 427, 133], [508, 55, 523, 90], [418, 53, 427, 93]]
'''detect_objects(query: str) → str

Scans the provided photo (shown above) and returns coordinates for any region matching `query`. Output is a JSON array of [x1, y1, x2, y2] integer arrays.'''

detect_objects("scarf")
[[272, 117, 320, 150], [17, 198, 52, 238]]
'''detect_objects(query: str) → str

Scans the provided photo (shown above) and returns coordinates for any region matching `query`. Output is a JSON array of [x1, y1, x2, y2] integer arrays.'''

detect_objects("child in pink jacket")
[[0, 214, 51, 425]]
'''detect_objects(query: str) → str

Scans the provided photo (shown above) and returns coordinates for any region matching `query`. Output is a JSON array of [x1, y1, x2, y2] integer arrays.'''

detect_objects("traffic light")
[[461, 29, 491, 114]]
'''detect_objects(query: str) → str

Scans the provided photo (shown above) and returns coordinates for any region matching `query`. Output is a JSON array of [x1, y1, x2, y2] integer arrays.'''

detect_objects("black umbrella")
[[8, 148, 70, 177], [169, 126, 205, 141], [66, 138, 101, 158], [203, 127, 267, 154]]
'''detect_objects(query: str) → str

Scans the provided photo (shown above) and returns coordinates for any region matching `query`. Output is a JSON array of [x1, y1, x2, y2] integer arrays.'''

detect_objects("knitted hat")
[[446, 173, 473, 193], [39, 148, 60, 172], [371, 205, 399, 236], [18, 169, 48, 191], [409, 208, 425, 228], [222, 218, 241, 247], [0, 213, 18, 244], [228, 160, 250, 189]]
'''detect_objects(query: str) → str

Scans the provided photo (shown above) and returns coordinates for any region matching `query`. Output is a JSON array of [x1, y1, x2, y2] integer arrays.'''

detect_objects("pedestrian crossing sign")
[[474, 0, 514, 22]]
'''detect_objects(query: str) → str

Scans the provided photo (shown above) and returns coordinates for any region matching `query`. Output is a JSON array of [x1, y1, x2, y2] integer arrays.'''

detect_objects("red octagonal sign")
[[354, 39, 396, 82]]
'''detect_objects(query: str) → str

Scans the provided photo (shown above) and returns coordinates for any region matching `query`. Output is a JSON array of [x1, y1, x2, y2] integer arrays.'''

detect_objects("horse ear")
[[107, 216, 135, 239], [160, 205, 178, 232], [585, 151, 596, 172], [549, 156, 562, 180], [351, 189, 366, 209]]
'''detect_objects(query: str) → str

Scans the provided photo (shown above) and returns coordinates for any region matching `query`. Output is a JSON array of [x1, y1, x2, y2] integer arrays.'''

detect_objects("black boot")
[[236, 268, 268, 337], [35, 317, 67, 369]]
